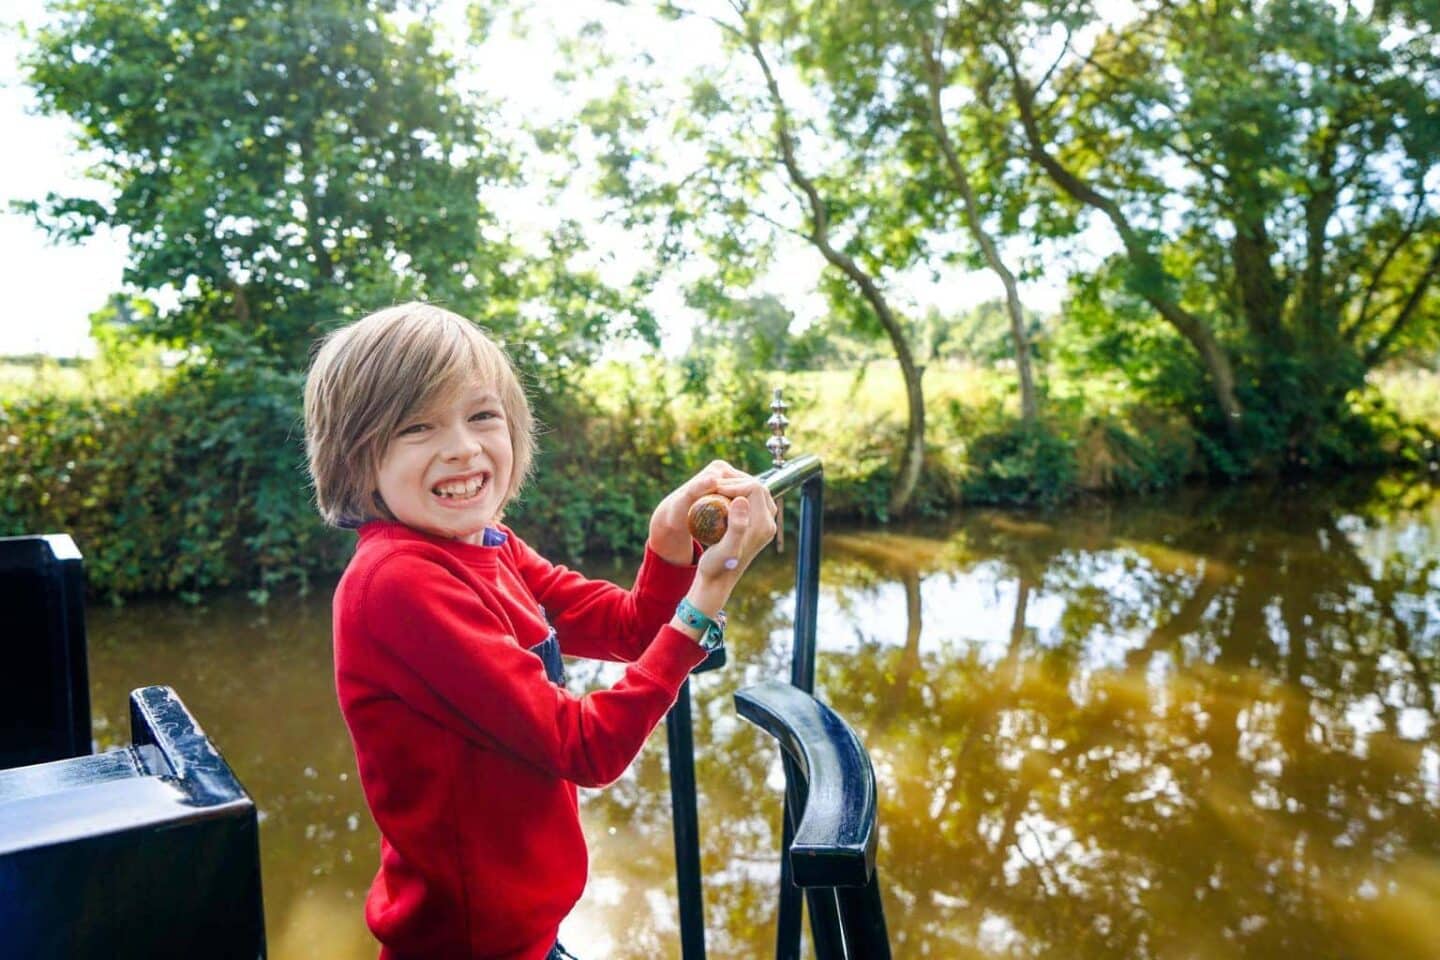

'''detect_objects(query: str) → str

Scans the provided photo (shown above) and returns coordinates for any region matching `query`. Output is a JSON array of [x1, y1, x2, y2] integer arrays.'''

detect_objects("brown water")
[[83, 473, 1440, 959]]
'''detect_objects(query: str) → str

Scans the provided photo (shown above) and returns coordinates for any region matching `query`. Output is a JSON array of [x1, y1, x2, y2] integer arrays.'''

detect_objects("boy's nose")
[[440, 426, 484, 461]]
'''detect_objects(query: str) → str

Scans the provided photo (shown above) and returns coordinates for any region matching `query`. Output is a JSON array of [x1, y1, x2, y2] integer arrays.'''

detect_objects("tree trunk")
[[744, 26, 926, 515], [1002, 275, 1039, 423], [812, 239, 928, 517], [920, 35, 1038, 421], [893, 353, 927, 516], [228, 280, 251, 328]]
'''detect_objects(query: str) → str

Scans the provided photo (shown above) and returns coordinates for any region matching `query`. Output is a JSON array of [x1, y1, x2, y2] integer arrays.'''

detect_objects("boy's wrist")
[[647, 533, 696, 567], [683, 574, 731, 620]]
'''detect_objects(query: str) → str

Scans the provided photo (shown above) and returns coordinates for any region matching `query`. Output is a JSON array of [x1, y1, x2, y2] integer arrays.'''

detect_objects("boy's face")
[[375, 383, 513, 544]]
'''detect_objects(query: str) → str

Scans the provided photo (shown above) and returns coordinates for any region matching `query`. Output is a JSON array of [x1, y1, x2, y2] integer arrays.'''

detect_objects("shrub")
[[0, 348, 350, 601], [11, 342, 1430, 602], [1073, 410, 1198, 493], [960, 420, 1078, 506], [510, 357, 771, 563]]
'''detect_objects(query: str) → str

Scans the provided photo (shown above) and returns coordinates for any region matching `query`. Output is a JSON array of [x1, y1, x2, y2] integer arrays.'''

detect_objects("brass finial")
[[767, 387, 789, 552], [766, 387, 790, 469]]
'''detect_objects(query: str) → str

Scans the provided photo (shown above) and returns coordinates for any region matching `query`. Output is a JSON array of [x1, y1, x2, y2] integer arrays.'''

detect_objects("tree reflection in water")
[[581, 474, 1440, 959], [83, 474, 1440, 959]]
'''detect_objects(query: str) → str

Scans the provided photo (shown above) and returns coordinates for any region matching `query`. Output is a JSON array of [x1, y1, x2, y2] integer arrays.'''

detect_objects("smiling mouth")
[[432, 473, 490, 500]]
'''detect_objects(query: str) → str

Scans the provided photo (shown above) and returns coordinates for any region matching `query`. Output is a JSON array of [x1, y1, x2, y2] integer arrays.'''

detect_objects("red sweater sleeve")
[[505, 530, 698, 662], [358, 551, 707, 787]]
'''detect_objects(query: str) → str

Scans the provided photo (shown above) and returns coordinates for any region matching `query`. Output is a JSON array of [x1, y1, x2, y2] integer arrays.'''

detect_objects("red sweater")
[[333, 521, 706, 960]]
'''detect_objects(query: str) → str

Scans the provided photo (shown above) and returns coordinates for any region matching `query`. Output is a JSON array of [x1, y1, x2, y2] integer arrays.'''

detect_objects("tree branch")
[[1297, 86, 1364, 336], [747, 202, 811, 242], [1037, 26, 1072, 93], [1363, 244, 1440, 368], [1347, 192, 1428, 339], [996, 32, 1244, 428], [997, 34, 1242, 425], [661, 1, 745, 43], [741, 12, 894, 333]]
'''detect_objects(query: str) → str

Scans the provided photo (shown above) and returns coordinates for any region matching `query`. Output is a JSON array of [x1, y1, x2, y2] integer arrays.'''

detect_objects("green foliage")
[[573, 4, 955, 512], [21, 0, 668, 386], [11, 339, 1437, 602], [85, 296, 171, 391], [1058, 263, 1207, 414], [507, 358, 772, 563], [590, 0, 1438, 475], [10, 0, 1440, 599], [961, 421, 1077, 506], [926, 299, 1049, 366], [986, 0, 1440, 464], [0, 345, 349, 601], [1070, 411, 1198, 496], [688, 293, 799, 371], [22, 0, 517, 364]]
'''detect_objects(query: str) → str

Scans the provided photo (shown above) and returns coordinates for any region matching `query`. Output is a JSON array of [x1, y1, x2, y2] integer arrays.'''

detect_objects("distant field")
[[1375, 368, 1440, 432], [582, 359, 1020, 416], [776, 364, 1137, 420], [7, 349, 1439, 437], [0, 356, 168, 400], [778, 365, 1440, 435], [778, 366, 984, 415], [0, 359, 90, 398]]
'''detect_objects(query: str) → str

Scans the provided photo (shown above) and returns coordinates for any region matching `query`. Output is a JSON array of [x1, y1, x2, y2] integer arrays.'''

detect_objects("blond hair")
[[303, 302, 535, 527]]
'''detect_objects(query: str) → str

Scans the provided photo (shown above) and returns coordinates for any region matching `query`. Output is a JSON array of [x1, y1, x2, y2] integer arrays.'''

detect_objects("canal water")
[[84, 473, 1440, 958]]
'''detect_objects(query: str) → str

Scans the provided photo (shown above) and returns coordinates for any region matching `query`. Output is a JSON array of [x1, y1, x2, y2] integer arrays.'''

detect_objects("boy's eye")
[[398, 423, 429, 436], [470, 410, 501, 422]]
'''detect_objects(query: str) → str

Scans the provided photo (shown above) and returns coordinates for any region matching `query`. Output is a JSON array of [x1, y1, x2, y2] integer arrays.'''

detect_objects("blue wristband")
[[675, 599, 725, 652]]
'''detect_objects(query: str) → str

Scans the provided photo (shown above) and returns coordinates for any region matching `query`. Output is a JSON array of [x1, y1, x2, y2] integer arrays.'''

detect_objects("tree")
[[928, 299, 1048, 366], [575, 1, 949, 515], [687, 292, 799, 369], [22, 0, 514, 363], [916, 26, 1041, 421], [964, 0, 1439, 463], [782, 0, 1044, 419]]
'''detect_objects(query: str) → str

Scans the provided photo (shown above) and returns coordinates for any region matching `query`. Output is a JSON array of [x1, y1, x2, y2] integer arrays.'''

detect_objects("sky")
[[0, 0, 1071, 360], [1, 2, 130, 357]]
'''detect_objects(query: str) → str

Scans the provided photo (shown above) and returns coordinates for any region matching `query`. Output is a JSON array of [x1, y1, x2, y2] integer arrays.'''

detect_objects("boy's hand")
[[675, 478, 778, 628], [648, 460, 761, 566], [693, 481, 777, 581]]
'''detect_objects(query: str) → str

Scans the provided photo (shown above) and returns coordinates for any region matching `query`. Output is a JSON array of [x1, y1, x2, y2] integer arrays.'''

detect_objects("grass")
[[579, 358, 1018, 432], [1374, 367, 1440, 433], [0, 353, 173, 402], [0, 358, 90, 398]]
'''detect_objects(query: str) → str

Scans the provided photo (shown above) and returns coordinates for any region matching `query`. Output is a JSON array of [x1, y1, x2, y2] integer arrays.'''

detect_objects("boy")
[[303, 302, 776, 959]]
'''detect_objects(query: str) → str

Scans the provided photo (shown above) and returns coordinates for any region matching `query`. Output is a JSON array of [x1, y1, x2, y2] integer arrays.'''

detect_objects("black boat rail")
[[664, 451, 824, 960], [664, 390, 888, 960], [736, 680, 891, 960], [0, 534, 90, 771], [0, 535, 266, 959]]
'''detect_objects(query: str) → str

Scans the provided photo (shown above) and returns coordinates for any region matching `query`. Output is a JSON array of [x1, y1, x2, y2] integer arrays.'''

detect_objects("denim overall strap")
[[484, 526, 563, 685], [532, 623, 574, 960], [529, 624, 565, 685]]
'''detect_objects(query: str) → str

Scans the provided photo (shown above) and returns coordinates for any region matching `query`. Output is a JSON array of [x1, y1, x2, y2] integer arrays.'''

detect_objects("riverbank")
[[3, 353, 1437, 600]]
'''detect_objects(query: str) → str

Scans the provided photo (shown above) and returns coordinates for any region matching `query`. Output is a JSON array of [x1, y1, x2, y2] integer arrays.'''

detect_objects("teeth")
[[434, 476, 486, 498]]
